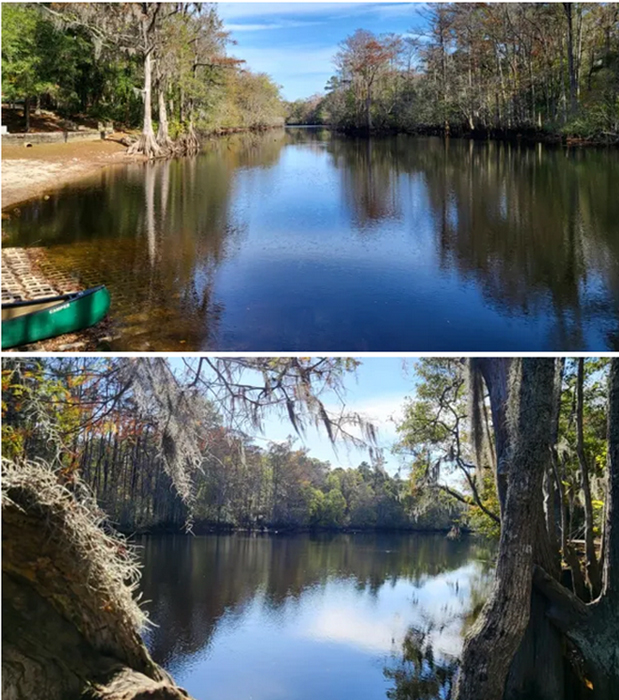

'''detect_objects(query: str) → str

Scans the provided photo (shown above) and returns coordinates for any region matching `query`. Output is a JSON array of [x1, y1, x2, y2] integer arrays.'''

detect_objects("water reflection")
[[384, 627, 459, 700], [3, 129, 618, 350], [138, 533, 493, 700], [384, 564, 493, 700]]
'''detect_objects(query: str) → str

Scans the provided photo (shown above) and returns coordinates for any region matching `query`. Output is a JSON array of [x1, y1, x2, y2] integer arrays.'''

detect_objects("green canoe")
[[1, 285, 111, 349]]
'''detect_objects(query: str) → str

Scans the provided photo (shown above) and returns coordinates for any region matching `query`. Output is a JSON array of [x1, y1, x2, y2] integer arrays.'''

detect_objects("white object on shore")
[[1, 125, 8, 135]]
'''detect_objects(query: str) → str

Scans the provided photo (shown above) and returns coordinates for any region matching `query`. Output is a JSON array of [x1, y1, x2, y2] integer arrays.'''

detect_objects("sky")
[[257, 357, 419, 474], [216, 2, 429, 101]]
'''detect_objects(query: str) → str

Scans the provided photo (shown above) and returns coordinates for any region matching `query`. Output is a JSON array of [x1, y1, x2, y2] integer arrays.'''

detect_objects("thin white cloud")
[[219, 2, 423, 25], [218, 3, 356, 21], [226, 20, 325, 32], [372, 2, 428, 20], [305, 605, 409, 654]]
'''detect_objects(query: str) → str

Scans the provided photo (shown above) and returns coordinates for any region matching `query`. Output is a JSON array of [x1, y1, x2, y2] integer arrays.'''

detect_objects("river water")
[[138, 532, 494, 700], [3, 129, 618, 350]]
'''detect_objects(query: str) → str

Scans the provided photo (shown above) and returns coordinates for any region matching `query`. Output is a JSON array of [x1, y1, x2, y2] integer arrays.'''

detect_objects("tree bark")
[[564, 3, 578, 117], [476, 358, 511, 517], [24, 97, 31, 133], [577, 358, 602, 598], [455, 359, 556, 700], [366, 88, 372, 131], [603, 359, 619, 600], [156, 85, 175, 153], [2, 465, 193, 700]]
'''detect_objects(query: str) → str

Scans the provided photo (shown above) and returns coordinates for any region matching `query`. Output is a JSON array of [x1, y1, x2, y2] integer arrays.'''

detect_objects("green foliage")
[[395, 358, 498, 536], [318, 4, 619, 140], [558, 358, 610, 539], [2, 3, 284, 133], [1, 360, 84, 465], [464, 476, 501, 539], [1, 4, 55, 103], [201, 70, 284, 130]]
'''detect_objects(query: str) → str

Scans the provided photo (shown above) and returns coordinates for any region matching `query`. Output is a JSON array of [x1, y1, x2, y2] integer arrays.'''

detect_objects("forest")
[[2, 356, 618, 700], [1, 3, 284, 156], [1, 358, 458, 533], [287, 3, 619, 142]]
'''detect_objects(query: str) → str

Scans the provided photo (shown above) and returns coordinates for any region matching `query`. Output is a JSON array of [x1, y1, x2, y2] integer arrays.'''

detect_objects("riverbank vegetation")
[[2, 356, 618, 700], [1, 3, 284, 156], [1, 358, 458, 533], [287, 3, 619, 143]]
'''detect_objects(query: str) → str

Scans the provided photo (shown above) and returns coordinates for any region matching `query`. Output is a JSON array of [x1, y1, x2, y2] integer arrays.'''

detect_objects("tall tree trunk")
[[505, 365, 564, 700], [156, 85, 175, 153], [476, 358, 511, 517], [455, 359, 556, 700], [564, 3, 578, 117], [128, 8, 162, 159], [366, 86, 372, 131], [602, 359, 619, 600], [24, 97, 31, 133], [550, 361, 587, 598], [577, 359, 602, 598]]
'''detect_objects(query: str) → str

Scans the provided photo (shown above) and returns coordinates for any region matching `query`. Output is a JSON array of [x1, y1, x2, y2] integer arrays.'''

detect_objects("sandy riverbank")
[[2, 137, 134, 210]]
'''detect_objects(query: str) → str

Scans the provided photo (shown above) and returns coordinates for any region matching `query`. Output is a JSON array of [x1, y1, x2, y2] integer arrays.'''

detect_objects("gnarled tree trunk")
[[455, 359, 556, 700], [2, 462, 192, 700], [457, 359, 619, 700]]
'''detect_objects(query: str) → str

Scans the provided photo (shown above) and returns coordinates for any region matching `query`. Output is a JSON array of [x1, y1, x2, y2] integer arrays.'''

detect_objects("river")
[[3, 128, 618, 350], [138, 532, 494, 700]]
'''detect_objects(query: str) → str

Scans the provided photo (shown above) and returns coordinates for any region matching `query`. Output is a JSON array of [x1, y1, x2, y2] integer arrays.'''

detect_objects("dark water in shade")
[[138, 533, 494, 700], [3, 128, 618, 350]]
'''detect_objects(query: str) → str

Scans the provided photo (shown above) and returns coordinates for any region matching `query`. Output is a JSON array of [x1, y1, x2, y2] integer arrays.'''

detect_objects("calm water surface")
[[139, 533, 493, 700], [4, 129, 618, 350]]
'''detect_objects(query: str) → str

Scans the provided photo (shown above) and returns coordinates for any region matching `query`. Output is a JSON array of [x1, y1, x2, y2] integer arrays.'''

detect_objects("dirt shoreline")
[[1, 136, 137, 211]]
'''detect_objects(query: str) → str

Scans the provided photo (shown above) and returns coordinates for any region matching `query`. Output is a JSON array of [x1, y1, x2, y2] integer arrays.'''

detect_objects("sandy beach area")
[[2, 137, 133, 210]]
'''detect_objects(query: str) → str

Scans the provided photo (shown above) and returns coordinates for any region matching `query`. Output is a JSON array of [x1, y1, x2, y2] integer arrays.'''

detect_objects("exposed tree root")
[[86, 667, 190, 700], [533, 565, 619, 699], [128, 131, 164, 159], [176, 123, 201, 156], [156, 132, 177, 156]]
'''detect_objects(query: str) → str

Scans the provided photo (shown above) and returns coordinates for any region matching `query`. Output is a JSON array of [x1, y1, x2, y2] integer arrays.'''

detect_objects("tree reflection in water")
[[137, 532, 496, 700], [385, 627, 459, 700], [384, 560, 494, 700], [6, 128, 616, 350]]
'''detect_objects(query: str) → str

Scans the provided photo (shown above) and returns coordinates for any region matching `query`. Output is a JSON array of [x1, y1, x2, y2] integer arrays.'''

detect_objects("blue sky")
[[217, 3, 428, 100]]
